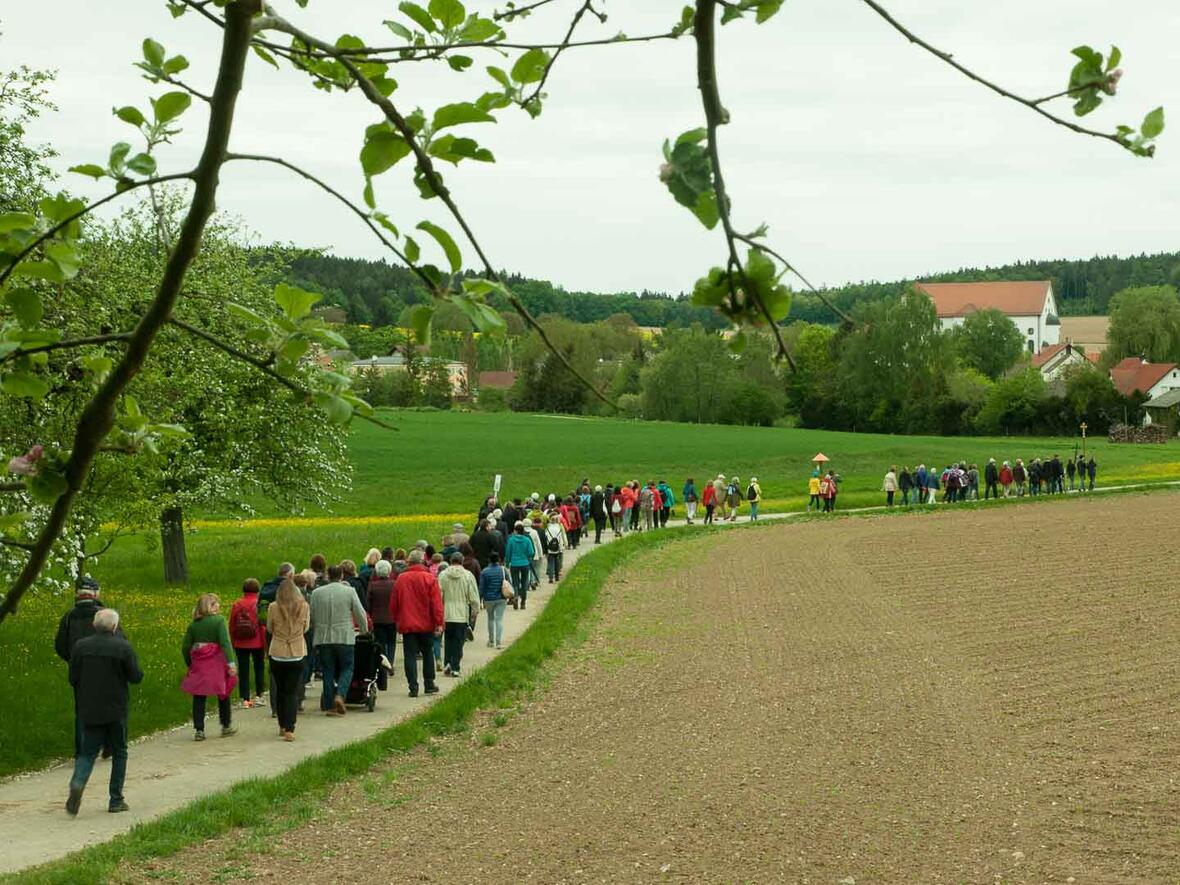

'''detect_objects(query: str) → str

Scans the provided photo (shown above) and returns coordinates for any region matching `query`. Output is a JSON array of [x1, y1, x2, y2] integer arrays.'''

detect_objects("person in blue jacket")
[[478, 552, 508, 649], [656, 480, 675, 528]]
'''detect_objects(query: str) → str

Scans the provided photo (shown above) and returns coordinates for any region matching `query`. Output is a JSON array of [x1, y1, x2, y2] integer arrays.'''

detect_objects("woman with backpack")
[[181, 594, 238, 741], [228, 579, 266, 708], [746, 477, 763, 521], [478, 552, 508, 650], [504, 521, 537, 609], [725, 476, 742, 522], [560, 497, 583, 549], [266, 578, 309, 741], [682, 478, 698, 525], [543, 517, 567, 583], [820, 471, 837, 513]]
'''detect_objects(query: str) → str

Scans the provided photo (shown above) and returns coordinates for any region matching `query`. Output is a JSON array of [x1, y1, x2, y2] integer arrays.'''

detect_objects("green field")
[[2, 409, 1178, 779]]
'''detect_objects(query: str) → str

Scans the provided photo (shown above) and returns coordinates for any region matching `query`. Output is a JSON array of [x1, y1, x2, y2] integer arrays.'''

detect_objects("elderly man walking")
[[309, 564, 367, 716], [391, 549, 444, 698], [65, 608, 143, 816], [55, 576, 115, 759]]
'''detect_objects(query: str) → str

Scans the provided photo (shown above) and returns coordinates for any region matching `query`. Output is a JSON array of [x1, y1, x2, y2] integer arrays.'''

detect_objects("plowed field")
[[130, 493, 1180, 884]]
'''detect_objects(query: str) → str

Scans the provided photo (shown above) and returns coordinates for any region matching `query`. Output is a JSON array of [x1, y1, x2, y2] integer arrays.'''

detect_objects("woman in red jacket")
[[228, 579, 266, 707], [701, 480, 718, 525]]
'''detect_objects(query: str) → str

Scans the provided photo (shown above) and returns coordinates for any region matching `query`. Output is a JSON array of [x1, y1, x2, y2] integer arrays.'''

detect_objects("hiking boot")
[[194, 730, 206, 742], [443, 664, 453, 676], [108, 801, 130, 814], [424, 685, 439, 695], [408, 689, 419, 698], [220, 725, 237, 737], [333, 695, 347, 715], [65, 787, 83, 816]]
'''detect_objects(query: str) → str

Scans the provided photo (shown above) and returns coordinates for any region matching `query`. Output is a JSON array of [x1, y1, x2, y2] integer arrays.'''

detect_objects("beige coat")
[[267, 598, 310, 658]]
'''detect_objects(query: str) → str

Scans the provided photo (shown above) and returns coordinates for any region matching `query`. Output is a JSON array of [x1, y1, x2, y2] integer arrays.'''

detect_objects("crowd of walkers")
[[881, 454, 1098, 506]]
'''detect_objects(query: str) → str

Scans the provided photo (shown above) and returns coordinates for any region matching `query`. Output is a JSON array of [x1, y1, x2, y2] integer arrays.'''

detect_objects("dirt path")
[[134, 491, 1180, 884]]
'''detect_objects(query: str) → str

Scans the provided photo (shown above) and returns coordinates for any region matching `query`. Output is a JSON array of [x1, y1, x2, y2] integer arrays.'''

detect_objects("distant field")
[[3, 409, 1178, 779], [317, 409, 1179, 517]]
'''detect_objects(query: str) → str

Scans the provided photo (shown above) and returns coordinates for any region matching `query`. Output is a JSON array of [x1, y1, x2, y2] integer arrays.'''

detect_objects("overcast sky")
[[4, 1, 1179, 295]]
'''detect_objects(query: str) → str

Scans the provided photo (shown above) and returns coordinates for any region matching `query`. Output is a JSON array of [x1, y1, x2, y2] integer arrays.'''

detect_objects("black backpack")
[[746, 484, 757, 501], [546, 533, 561, 554]]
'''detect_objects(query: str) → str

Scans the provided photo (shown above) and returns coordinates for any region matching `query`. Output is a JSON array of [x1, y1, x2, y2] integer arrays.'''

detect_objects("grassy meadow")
[[2, 408, 1179, 778]]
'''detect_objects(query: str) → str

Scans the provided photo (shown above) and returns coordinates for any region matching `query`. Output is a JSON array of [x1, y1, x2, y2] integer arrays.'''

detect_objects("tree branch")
[[0, 332, 134, 365], [0, 172, 194, 288], [0, 0, 260, 624], [694, 0, 796, 372], [260, 8, 617, 410], [0, 538, 34, 551], [222, 152, 433, 292], [167, 318, 397, 431], [0, 482, 27, 492], [522, 0, 602, 106], [493, 0, 560, 22], [732, 233, 855, 326], [859, 0, 1135, 151]]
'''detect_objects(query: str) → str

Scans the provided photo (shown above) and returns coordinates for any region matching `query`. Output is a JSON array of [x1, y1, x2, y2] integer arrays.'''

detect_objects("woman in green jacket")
[[180, 594, 238, 741]]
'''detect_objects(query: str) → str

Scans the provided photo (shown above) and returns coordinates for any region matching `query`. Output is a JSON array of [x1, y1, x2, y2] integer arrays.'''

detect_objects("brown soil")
[[126, 493, 1180, 884]]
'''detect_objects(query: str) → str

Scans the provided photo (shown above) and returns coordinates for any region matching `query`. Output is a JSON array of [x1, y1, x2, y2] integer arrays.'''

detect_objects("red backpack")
[[230, 601, 256, 643]]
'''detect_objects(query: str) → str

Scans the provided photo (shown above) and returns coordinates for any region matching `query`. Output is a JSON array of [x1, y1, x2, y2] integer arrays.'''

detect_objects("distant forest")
[[282, 250, 1180, 328]]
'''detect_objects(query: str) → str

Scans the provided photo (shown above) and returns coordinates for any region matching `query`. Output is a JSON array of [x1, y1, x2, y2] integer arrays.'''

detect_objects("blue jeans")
[[317, 643, 355, 709], [484, 599, 506, 645], [70, 718, 128, 809], [750, 502, 759, 520], [529, 559, 541, 587]]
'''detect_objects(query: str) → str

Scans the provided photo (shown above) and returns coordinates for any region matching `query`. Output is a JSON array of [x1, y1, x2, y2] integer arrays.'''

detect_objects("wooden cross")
[[1080, 422, 1088, 457]]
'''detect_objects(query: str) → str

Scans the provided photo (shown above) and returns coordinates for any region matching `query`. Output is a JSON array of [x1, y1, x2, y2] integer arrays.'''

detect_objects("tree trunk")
[[160, 506, 189, 586]]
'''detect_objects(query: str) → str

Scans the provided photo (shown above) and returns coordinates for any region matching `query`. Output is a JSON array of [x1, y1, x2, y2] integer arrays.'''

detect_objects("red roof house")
[[1109, 357, 1180, 398], [914, 280, 1060, 354]]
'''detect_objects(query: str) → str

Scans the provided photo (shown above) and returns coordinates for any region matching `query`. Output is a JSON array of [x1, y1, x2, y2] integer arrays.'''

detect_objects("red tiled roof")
[[1031, 343, 1068, 368], [1110, 358, 1178, 397], [915, 281, 1051, 318], [1085, 352, 1101, 364], [478, 371, 517, 389]]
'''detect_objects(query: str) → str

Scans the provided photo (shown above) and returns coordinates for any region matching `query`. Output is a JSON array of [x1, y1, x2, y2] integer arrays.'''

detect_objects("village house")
[[1031, 342, 1101, 380], [348, 353, 470, 395], [915, 280, 1061, 355], [1109, 357, 1180, 431]]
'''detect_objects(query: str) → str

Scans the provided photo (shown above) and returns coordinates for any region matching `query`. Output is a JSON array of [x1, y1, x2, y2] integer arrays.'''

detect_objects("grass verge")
[[5, 527, 687, 884]]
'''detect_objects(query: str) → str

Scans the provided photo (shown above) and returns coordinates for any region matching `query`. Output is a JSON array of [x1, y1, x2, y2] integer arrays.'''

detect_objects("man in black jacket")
[[469, 517, 505, 568], [983, 458, 1000, 500], [55, 576, 114, 758], [66, 608, 143, 815]]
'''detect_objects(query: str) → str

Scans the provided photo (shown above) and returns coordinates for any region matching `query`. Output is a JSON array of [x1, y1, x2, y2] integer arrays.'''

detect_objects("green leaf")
[[142, 38, 165, 67], [431, 101, 495, 132], [487, 66, 512, 89], [691, 191, 719, 230], [27, 467, 67, 503], [148, 422, 190, 438], [383, 19, 414, 40], [0, 212, 34, 233], [428, 0, 466, 30], [372, 212, 399, 239], [461, 17, 501, 42], [162, 54, 189, 75], [727, 330, 747, 353], [227, 302, 271, 327], [407, 303, 435, 344], [1142, 106, 1165, 139], [68, 164, 106, 179], [108, 142, 131, 172], [43, 242, 81, 280], [313, 391, 353, 424], [447, 55, 474, 72], [510, 48, 550, 84], [278, 336, 311, 364], [5, 289, 43, 329], [1, 370, 49, 399], [415, 220, 462, 273], [453, 289, 508, 333], [114, 106, 147, 127], [80, 354, 113, 379], [274, 283, 322, 320], [399, 1, 437, 33], [403, 235, 421, 264], [360, 127, 412, 177], [754, 0, 784, 23], [125, 153, 157, 176], [1106, 45, 1121, 71], [745, 247, 775, 284], [253, 44, 280, 69], [427, 134, 494, 165], [153, 91, 191, 123], [11, 260, 64, 283]]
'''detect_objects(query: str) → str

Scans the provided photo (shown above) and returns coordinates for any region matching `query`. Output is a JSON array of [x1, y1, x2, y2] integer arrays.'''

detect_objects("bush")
[[476, 387, 509, 412]]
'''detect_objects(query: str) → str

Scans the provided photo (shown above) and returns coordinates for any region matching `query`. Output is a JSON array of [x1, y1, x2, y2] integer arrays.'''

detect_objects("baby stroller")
[[345, 633, 382, 712]]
